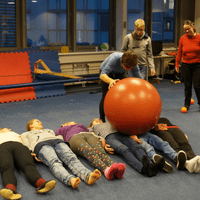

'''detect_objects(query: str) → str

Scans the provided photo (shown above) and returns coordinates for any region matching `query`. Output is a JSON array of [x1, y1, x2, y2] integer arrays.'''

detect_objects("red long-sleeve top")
[[175, 34, 200, 68]]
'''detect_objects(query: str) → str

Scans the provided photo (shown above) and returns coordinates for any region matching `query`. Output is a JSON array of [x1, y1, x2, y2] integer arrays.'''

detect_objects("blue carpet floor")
[[0, 79, 199, 200]]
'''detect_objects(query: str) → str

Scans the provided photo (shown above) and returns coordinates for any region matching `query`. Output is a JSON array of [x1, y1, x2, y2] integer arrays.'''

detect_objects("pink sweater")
[[175, 34, 200, 68]]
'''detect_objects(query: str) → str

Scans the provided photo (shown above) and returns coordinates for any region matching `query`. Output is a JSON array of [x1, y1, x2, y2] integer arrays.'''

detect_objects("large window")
[[27, 0, 67, 47], [152, 0, 175, 43], [0, 0, 16, 47], [76, 0, 110, 46], [127, 0, 145, 34]]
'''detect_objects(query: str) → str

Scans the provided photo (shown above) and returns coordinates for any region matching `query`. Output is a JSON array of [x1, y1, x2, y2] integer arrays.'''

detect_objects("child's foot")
[[153, 154, 173, 173], [176, 150, 187, 170], [141, 155, 159, 177], [185, 156, 199, 173], [0, 188, 22, 200], [104, 163, 118, 180], [87, 169, 101, 185], [194, 157, 200, 173], [36, 180, 56, 194], [69, 177, 81, 189], [115, 163, 126, 179]]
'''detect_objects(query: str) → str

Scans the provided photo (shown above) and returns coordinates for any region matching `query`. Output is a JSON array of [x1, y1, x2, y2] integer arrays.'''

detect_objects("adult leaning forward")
[[175, 20, 200, 112], [99, 51, 143, 122]]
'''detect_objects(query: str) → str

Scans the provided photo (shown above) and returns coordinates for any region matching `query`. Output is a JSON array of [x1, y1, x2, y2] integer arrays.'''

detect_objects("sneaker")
[[36, 180, 56, 194], [0, 188, 22, 200], [176, 150, 187, 170], [153, 154, 173, 173]]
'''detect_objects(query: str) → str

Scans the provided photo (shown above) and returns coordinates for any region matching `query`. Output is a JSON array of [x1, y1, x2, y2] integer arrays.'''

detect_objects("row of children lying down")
[[0, 117, 199, 200]]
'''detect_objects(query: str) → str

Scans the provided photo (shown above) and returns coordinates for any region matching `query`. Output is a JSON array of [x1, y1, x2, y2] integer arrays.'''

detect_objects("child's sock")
[[5, 184, 16, 192], [36, 180, 56, 194], [185, 156, 199, 173], [69, 177, 81, 189], [87, 169, 101, 185], [115, 163, 126, 179], [0, 187, 21, 200], [104, 163, 118, 180], [194, 157, 200, 173], [35, 178, 46, 188]]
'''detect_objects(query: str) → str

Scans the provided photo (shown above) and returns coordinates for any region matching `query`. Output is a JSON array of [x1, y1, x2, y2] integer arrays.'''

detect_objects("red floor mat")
[[0, 52, 36, 103]]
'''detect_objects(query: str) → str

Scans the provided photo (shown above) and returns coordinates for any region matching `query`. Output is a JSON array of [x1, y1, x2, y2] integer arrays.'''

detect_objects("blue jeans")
[[105, 132, 149, 173], [138, 132, 177, 161], [38, 142, 91, 185]]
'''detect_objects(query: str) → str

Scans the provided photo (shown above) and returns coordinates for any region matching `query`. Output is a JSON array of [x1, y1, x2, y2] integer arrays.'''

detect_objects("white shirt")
[[0, 131, 21, 145]]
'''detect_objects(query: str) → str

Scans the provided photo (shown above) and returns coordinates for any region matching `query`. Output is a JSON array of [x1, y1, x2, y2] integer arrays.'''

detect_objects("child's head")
[[26, 119, 43, 131], [88, 118, 103, 128], [0, 128, 11, 133], [61, 121, 77, 127], [121, 52, 138, 70]]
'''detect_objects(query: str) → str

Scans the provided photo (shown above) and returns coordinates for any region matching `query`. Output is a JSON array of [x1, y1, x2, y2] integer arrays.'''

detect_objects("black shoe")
[[141, 155, 159, 177], [36, 180, 56, 194], [153, 154, 173, 173], [176, 150, 187, 170]]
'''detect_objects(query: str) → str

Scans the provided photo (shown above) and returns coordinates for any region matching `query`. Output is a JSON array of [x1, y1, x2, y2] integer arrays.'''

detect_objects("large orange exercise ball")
[[104, 78, 162, 135]]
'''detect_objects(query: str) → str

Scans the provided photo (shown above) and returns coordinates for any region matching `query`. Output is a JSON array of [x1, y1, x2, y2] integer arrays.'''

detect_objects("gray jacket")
[[121, 32, 155, 71]]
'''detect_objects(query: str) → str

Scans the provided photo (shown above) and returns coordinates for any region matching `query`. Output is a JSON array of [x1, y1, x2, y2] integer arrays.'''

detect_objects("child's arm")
[[129, 135, 142, 144], [154, 123, 168, 131], [99, 139, 114, 154]]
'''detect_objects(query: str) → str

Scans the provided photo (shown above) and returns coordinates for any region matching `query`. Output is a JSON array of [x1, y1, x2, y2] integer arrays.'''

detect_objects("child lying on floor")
[[21, 119, 101, 190], [55, 121, 126, 180], [89, 118, 189, 174], [0, 128, 56, 200], [88, 119, 165, 176], [150, 117, 200, 173]]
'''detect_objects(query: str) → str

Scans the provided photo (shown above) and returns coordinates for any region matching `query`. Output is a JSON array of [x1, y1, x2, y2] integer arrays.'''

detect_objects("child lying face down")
[[55, 121, 126, 180], [0, 128, 56, 200]]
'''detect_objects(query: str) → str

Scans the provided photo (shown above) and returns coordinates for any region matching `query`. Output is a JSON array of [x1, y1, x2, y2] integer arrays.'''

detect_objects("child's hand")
[[100, 139, 106, 148], [129, 135, 142, 144], [154, 123, 168, 131], [105, 144, 114, 154]]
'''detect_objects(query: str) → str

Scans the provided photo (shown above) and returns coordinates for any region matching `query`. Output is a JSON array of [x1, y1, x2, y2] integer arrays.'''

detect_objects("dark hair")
[[121, 52, 138, 69]]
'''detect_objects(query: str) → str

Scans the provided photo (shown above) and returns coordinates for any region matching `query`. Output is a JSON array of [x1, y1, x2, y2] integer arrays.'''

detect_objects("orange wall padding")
[[0, 52, 36, 103]]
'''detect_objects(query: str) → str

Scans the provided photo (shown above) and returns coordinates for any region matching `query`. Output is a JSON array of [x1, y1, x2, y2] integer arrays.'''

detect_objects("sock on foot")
[[69, 177, 81, 189], [0, 188, 21, 200], [36, 180, 56, 194], [194, 157, 200, 173], [87, 169, 101, 185], [115, 163, 126, 179], [185, 156, 199, 173], [104, 163, 118, 180]]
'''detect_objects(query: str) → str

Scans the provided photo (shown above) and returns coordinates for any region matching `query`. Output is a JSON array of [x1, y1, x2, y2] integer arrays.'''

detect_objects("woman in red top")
[[175, 20, 200, 112]]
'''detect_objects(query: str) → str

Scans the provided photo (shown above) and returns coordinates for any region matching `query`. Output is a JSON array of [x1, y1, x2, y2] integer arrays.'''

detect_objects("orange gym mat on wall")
[[0, 52, 36, 103]]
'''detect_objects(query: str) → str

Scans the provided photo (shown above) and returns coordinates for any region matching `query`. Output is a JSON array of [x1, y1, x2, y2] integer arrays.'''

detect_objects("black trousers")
[[0, 142, 42, 188], [99, 72, 128, 122], [151, 118, 196, 160], [181, 62, 200, 106]]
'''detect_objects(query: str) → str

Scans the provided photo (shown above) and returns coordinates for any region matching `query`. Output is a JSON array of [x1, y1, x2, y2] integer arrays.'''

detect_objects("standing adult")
[[121, 19, 155, 79], [175, 20, 200, 112], [99, 51, 142, 122]]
